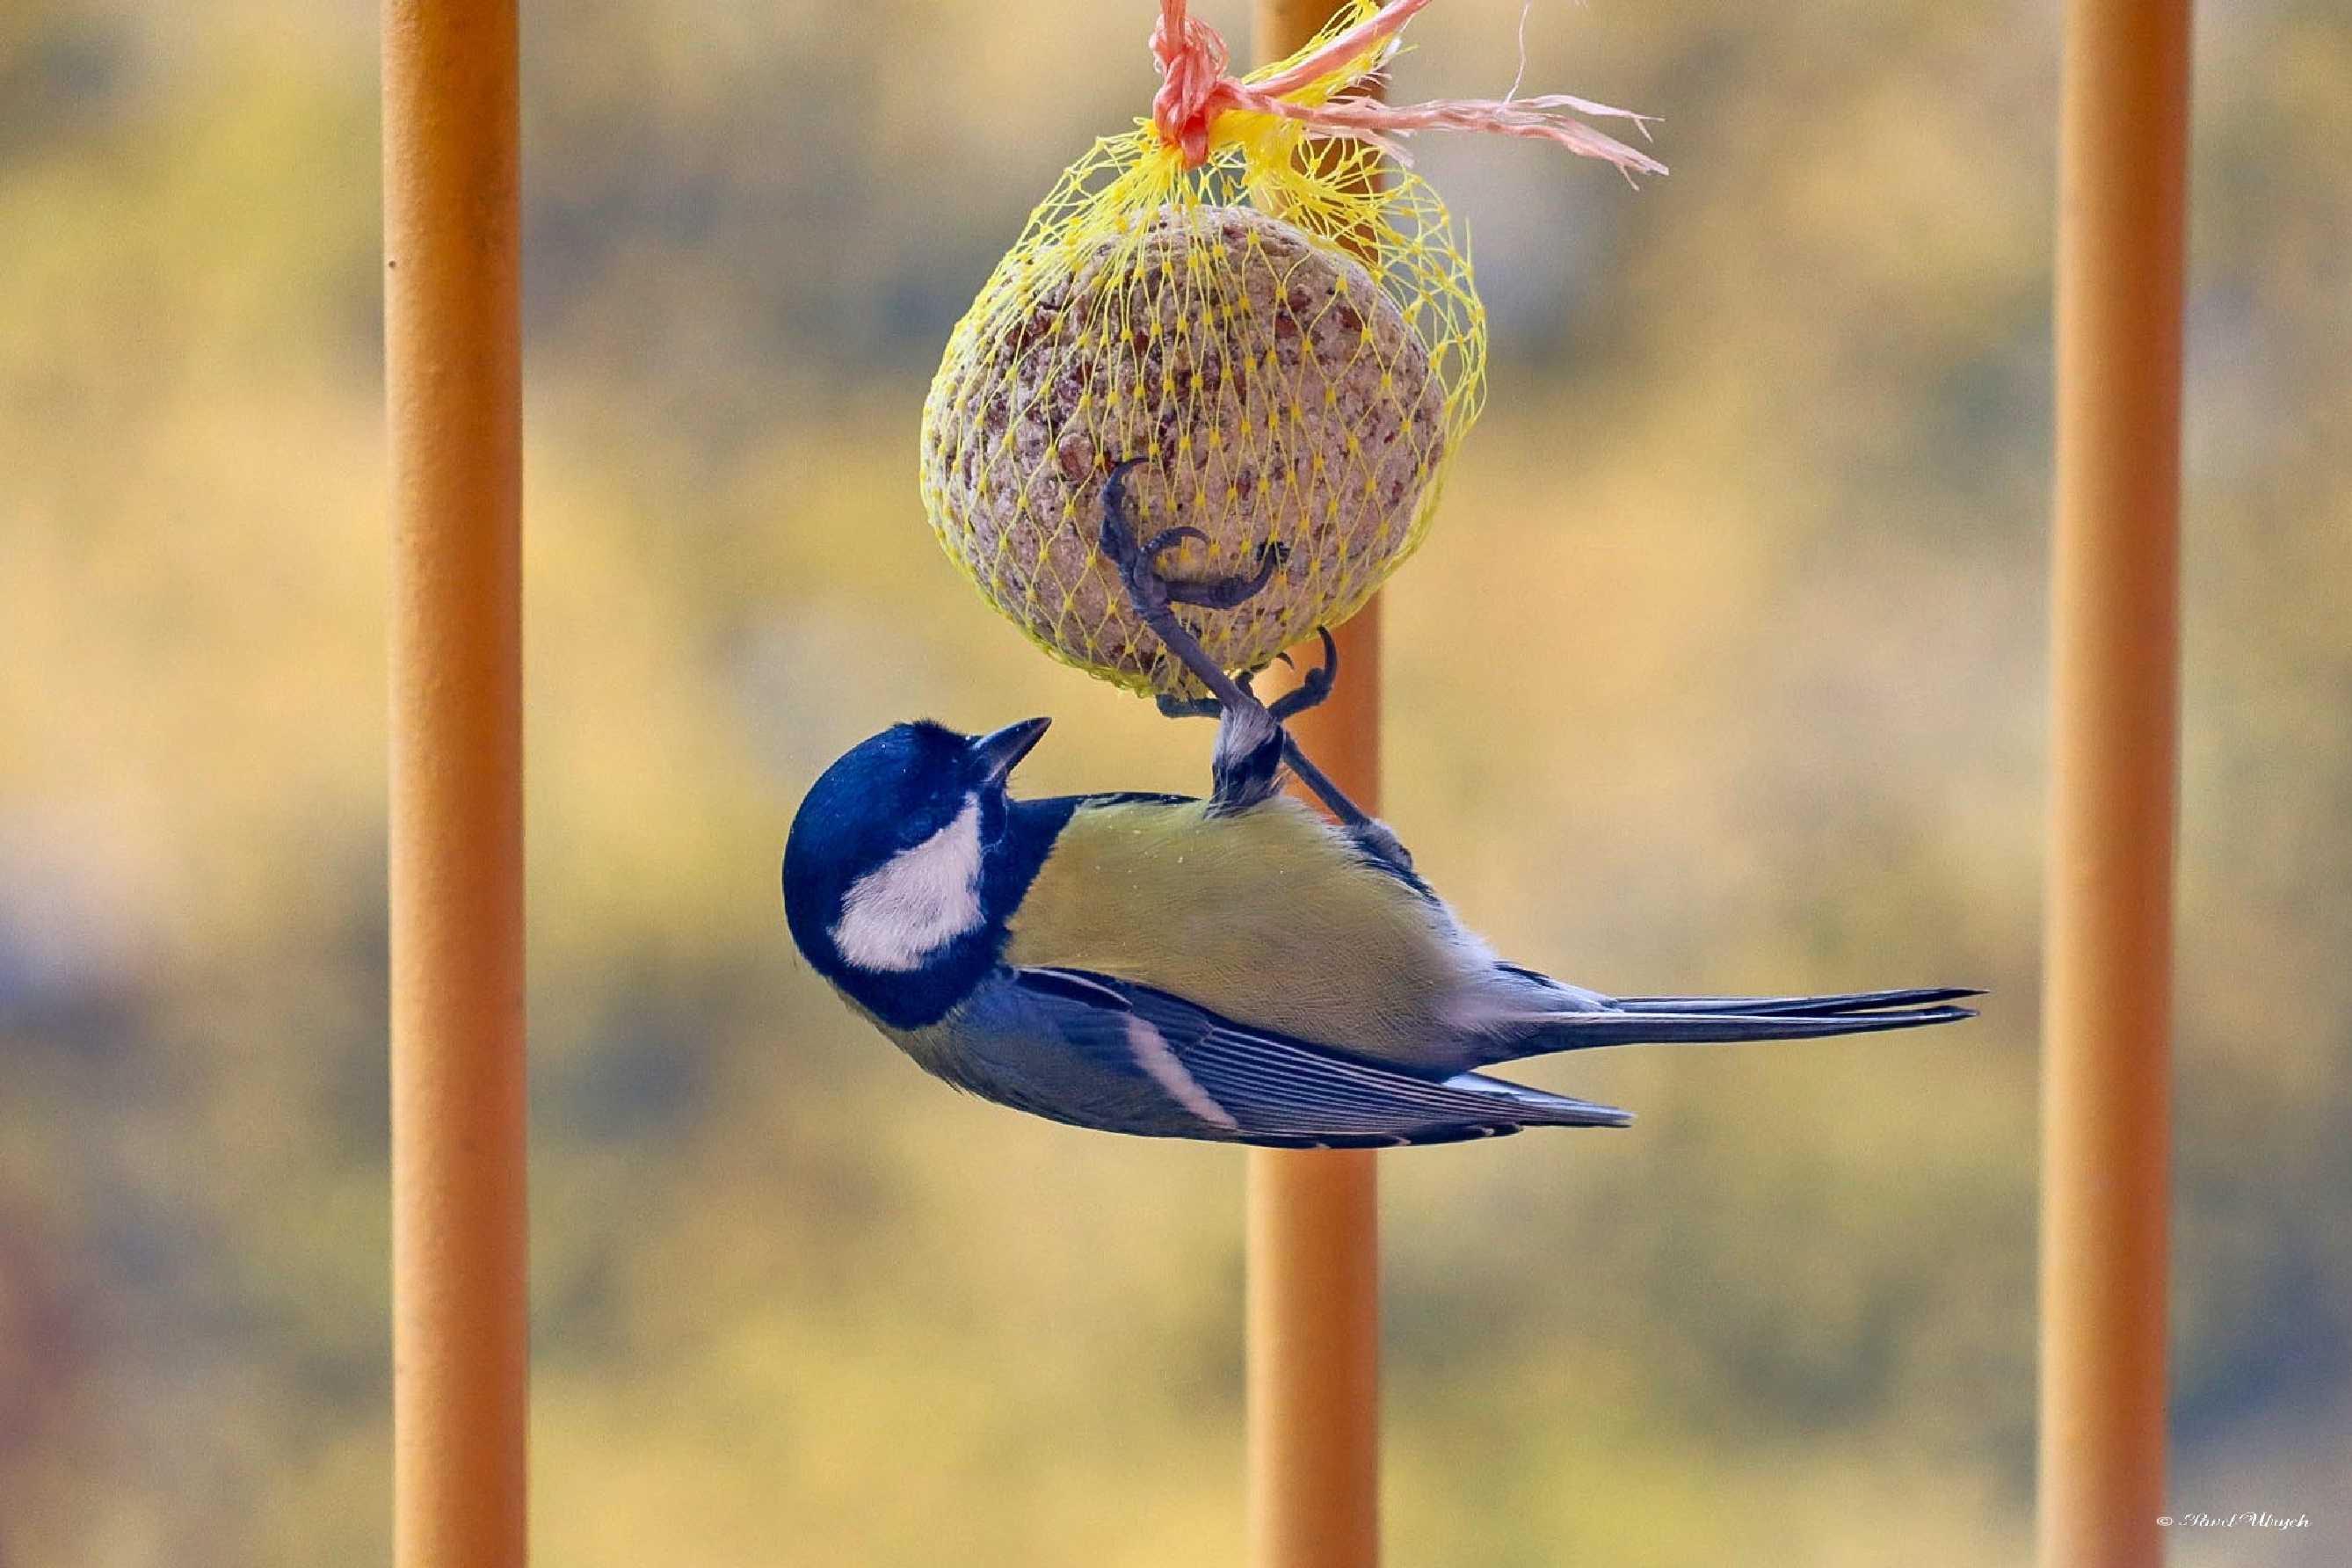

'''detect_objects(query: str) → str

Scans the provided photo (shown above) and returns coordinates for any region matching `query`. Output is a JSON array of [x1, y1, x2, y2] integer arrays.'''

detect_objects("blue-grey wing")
[[969, 968, 1630, 1147], [912, 970, 1208, 1139]]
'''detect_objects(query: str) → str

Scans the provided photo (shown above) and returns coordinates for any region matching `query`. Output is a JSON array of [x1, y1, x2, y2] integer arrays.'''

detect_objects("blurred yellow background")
[[4, 0, 2348, 1563]]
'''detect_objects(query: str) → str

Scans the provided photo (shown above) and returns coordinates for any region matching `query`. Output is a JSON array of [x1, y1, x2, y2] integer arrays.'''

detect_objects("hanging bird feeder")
[[918, 0, 1662, 694]]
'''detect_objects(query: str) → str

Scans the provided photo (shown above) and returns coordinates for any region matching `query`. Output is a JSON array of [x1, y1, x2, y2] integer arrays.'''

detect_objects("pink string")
[[1150, 0, 1663, 178]]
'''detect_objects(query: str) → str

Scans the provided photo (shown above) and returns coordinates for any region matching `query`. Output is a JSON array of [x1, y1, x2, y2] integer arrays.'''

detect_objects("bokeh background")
[[4, 0, 2348, 1563]]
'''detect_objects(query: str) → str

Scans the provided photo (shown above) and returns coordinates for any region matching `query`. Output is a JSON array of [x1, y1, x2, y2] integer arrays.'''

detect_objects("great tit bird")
[[780, 715, 1978, 1148]]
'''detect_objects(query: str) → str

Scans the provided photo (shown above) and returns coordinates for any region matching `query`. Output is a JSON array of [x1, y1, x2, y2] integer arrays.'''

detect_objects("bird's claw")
[[1156, 632, 1333, 723], [1154, 692, 1224, 722], [1097, 460, 1174, 618], [1100, 461, 1288, 614], [1163, 539, 1286, 610], [1267, 627, 1339, 722], [1141, 524, 1211, 559]]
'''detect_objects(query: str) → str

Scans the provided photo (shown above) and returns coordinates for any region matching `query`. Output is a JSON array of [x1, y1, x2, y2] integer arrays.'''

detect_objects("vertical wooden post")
[[384, 3, 527, 1566], [1248, 5, 1382, 1565], [2037, 0, 2188, 1561], [1247, 617, 1383, 1568]]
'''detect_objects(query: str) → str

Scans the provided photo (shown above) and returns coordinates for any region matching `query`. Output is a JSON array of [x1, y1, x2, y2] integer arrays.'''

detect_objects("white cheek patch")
[[831, 797, 987, 973]]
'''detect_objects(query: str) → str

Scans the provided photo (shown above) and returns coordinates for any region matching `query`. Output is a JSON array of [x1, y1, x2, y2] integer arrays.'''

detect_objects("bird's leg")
[[1099, 465, 1412, 875], [1248, 629, 1403, 865], [1294, 752, 1415, 876], [1223, 634, 1410, 869], [1099, 462, 1285, 812], [1153, 631, 1331, 722]]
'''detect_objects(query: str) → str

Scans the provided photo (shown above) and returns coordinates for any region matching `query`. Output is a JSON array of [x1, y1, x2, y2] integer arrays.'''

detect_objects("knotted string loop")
[[1150, 0, 1664, 178]]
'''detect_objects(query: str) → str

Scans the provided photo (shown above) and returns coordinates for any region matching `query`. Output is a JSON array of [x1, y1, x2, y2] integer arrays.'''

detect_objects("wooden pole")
[[2037, 0, 2187, 1559], [1247, 613, 1383, 1568], [1248, 5, 1382, 1565], [383, 3, 527, 1565]]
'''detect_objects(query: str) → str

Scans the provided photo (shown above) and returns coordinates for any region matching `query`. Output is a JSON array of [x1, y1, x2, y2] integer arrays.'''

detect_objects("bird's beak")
[[969, 716, 1051, 785]]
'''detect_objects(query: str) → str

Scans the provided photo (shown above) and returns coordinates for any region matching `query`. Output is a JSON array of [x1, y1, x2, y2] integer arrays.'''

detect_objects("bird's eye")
[[893, 795, 956, 848]]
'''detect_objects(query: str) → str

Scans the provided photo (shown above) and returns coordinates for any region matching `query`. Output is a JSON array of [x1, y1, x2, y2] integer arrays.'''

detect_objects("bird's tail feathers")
[[1488, 990, 1979, 1058], [1610, 986, 1981, 1016]]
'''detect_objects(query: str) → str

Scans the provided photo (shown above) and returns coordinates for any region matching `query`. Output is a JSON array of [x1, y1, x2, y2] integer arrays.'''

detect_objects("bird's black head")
[[782, 716, 1056, 1027]]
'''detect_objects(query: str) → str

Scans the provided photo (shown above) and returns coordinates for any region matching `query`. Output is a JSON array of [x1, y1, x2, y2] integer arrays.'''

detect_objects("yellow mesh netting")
[[918, 6, 1485, 696]]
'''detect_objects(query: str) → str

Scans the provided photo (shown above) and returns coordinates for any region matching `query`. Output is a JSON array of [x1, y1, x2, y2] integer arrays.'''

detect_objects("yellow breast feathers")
[[1004, 795, 1490, 1066]]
